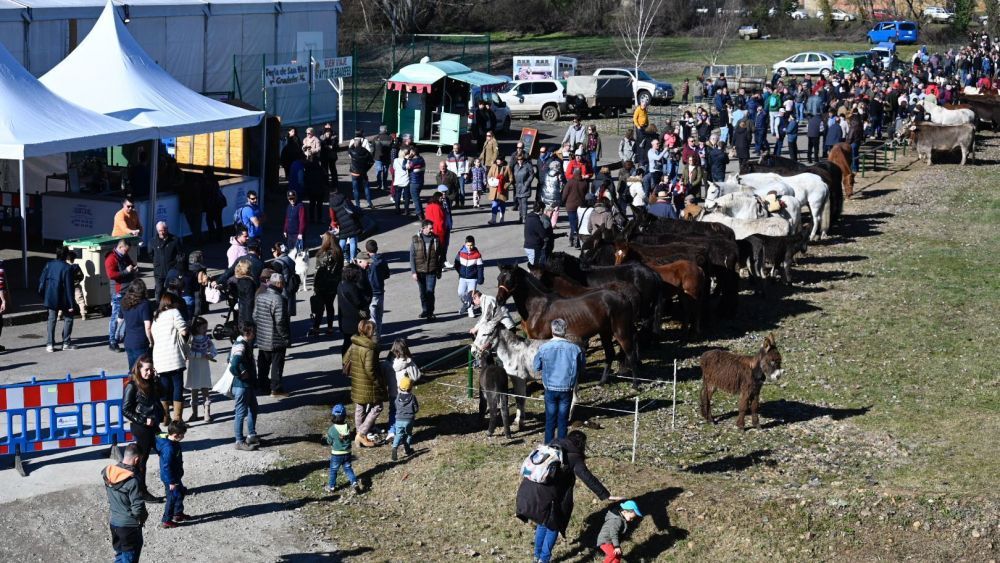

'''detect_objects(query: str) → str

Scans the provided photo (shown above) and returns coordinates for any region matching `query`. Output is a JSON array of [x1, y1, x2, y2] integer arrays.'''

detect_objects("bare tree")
[[615, 0, 665, 98], [987, 0, 1000, 38], [702, 0, 743, 65]]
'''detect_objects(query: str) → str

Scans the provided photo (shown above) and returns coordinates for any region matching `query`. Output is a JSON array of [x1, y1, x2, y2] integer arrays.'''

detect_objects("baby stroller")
[[212, 283, 239, 342]]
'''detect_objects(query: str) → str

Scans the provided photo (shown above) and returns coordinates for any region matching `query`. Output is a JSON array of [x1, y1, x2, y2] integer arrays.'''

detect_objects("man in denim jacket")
[[533, 319, 585, 443]]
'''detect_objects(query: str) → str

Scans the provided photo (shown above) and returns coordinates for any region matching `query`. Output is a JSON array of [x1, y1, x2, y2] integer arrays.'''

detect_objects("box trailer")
[[512, 56, 578, 81]]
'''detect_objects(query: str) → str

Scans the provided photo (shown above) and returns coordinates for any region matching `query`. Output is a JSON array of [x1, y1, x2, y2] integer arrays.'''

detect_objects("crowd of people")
[[0, 32, 982, 563]]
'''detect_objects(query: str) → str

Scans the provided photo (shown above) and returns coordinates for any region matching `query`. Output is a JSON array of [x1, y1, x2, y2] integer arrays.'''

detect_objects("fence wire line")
[[429, 380, 639, 416]]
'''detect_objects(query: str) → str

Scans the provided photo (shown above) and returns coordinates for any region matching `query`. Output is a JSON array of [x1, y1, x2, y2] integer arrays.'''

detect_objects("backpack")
[[233, 205, 248, 233], [520, 444, 564, 484]]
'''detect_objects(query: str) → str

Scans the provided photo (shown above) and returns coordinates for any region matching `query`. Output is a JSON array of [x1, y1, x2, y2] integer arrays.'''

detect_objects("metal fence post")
[[261, 54, 267, 114], [486, 33, 491, 73], [308, 49, 313, 127], [860, 153, 866, 178], [352, 43, 359, 132], [467, 349, 474, 399]]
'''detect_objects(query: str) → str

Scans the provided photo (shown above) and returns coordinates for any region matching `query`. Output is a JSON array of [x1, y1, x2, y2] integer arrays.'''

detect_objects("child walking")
[[454, 236, 484, 315], [324, 404, 363, 495], [470, 158, 486, 208], [155, 420, 189, 528], [186, 317, 217, 422], [390, 376, 419, 461], [383, 338, 420, 443], [595, 500, 643, 563]]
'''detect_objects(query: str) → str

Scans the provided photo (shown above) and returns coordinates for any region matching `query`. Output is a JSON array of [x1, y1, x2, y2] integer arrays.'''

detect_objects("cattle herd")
[[472, 95, 999, 433]]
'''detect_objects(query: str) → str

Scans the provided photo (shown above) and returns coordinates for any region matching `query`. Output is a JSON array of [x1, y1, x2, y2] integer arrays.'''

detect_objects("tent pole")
[[148, 139, 159, 246], [18, 160, 27, 288], [260, 118, 267, 213]]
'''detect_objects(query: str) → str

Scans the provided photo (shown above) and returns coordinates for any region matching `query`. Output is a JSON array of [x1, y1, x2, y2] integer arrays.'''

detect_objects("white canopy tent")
[[41, 1, 265, 239], [0, 40, 154, 285]]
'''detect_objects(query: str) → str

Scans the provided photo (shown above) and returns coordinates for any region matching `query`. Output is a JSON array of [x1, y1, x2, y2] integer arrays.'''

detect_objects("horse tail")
[[820, 195, 831, 237]]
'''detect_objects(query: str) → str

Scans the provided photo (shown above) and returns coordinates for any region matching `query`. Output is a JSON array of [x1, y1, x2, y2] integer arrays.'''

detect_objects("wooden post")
[[631, 396, 639, 463], [671, 359, 677, 430]]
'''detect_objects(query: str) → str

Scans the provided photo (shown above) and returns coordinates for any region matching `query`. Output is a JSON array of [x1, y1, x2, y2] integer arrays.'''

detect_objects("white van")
[[497, 79, 566, 122]]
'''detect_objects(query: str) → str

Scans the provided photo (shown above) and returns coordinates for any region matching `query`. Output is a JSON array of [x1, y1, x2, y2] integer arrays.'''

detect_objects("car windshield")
[[499, 83, 516, 93], [636, 70, 654, 80]]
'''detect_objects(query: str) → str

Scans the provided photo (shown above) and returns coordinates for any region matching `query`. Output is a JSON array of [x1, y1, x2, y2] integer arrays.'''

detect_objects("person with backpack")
[[533, 319, 584, 443], [516, 430, 623, 563], [370, 125, 393, 193], [348, 130, 375, 209]]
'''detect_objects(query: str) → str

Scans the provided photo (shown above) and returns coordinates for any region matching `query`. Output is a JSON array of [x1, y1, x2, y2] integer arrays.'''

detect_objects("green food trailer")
[[382, 60, 508, 147], [833, 53, 870, 73]]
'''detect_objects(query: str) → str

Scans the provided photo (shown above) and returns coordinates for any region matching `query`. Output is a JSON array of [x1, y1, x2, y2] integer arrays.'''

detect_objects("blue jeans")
[[457, 176, 467, 205], [328, 453, 357, 488], [850, 142, 860, 171], [391, 419, 414, 448], [406, 183, 424, 215], [339, 236, 358, 262], [543, 389, 573, 443], [774, 135, 785, 157], [642, 171, 662, 197], [369, 293, 384, 338], [589, 152, 598, 173], [125, 347, 150, 373], [159, 369, 184, 402], [109, 290, 123, 345], [110, 525, 143, 563], [490, 200, 506, 221], [534, 524, 559, 562], [162, 484, 185, 522], [416, 273, 437, 316], [795, 102, 805, 121], [566, 209, 580, 239], [374, 160, 389, 191], [457, 278, 477, 311], [352, 175, 372, 207], [46, 309, 74, 347], [233, 386, 258, 444]]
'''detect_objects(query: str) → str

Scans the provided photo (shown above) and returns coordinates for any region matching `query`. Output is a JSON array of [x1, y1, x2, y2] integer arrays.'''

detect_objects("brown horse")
[[528, 265, 643, 325], [700, 334, 784, 430], [495, 264, 639, 385], [613, 241, 707, 336], [827, 142, 855, 199]]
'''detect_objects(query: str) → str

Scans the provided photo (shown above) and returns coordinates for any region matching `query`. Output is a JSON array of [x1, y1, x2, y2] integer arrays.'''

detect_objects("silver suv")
[[922, 6, 955, 22]]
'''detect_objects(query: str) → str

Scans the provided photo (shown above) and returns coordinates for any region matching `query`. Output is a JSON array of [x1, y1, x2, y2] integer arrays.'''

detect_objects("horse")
[[733, 173, 830, 240], [704, 184, 803, 235], [478, 359, 513, 439], [471, 308, 580, 427], [543, 251, 666, 338], [495, 264, 639, 385], [613, 241, 707, 336], [528, 265, 644, 332], [740, 154, 846, 214], [700, 334, 784, 430]]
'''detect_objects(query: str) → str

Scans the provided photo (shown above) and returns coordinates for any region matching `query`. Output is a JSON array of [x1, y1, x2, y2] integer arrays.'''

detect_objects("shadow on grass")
[[758, 399, 872, 428], [558, 487, 687, 562], [837, 211, 893, 242], [683, 449, 775, 474], [278, 548, 375, 561]]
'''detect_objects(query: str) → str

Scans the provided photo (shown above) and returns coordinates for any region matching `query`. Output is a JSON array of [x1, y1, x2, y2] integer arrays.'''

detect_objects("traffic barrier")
[[0, 372, 132, 477]]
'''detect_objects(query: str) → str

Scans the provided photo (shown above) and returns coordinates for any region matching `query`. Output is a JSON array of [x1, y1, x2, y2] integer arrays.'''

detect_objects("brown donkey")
[[699, 334, 784, 430]]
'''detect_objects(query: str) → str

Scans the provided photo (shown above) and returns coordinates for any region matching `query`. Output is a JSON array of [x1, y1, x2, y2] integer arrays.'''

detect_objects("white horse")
[[472, 309, 579, 429], [707, 182, 803, 235], [736, 172, 830, 240], [698, 212, 792, 240], [923, 102, 976, 126]]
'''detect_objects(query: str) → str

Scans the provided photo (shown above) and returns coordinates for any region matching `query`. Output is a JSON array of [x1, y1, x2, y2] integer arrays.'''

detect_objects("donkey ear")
[[763, 333, 776, 349]]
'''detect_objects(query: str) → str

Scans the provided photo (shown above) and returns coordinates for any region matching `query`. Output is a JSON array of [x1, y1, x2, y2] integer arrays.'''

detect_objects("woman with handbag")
[[120, 280, 153, 372], [486, 157, 511, 225], [122, 354, 166, 501], [150, 293, 189, 424]]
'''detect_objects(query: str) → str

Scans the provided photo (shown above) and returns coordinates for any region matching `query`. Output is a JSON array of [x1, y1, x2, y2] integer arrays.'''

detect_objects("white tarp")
[[0, 40, 153, 159], [40, 1, 263, 137]]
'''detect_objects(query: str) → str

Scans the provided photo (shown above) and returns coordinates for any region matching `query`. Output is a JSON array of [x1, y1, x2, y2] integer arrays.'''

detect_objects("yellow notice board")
[[175, 129, 245, 172]]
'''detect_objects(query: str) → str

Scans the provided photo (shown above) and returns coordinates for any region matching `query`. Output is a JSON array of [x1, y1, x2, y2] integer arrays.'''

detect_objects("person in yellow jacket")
[[632, 99, 649, 138]]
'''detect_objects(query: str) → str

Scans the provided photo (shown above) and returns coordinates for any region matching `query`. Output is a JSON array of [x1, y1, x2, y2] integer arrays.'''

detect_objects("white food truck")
[[512, 56, 578, 81]]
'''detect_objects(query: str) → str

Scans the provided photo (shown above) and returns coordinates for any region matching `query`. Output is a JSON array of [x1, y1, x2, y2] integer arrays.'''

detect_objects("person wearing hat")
[[323, 404, 362, 495], [252, 272, 290, 398], [390, 376, 419, 461], [283, 190, 307, 252], [647, 190, 677, 220], [564, 147, 591, 182], [596, 500, 643, 563]]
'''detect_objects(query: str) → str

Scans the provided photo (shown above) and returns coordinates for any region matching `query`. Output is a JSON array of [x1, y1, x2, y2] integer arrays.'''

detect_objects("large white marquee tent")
[[0, 0, 341, 124]]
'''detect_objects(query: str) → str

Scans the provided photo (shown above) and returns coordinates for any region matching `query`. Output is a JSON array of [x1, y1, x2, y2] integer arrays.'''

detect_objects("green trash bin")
[[63, 234, 140, 315]]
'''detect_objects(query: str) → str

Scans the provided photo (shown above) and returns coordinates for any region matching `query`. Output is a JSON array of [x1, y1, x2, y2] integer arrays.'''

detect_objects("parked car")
[[772, 52, 834, 76], [869, 42, 899, 69], [867, 20, 919, 44], [497, 79, 566, 122], [871, 9, 897, 21], [470, 89, 512, 133], [593, 68, 674, 105], [789, 9, 809, 19], [738, 25, 760, 40], [816, 8, 857, 21], [922, 6, 955, 22]]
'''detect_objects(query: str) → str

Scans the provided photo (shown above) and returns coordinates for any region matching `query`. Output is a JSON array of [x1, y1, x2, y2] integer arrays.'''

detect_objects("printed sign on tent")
[[264, 63, 310, 88]]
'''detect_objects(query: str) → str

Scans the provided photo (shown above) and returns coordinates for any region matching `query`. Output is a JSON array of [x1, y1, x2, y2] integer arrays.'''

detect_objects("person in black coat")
[[38, 245, 77, 351], [733, 120, 751, 167], [705, 142, 728, 183], [337, 264, 371, 357], [329, 191, 364, 262], [523, 203, 553, 266], [151, 221, 182, 302], [516, 431, 621, 563]]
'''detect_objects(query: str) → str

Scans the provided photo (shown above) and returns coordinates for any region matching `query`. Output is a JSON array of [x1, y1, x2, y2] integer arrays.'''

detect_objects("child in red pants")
[[596, 500, 643, 563]]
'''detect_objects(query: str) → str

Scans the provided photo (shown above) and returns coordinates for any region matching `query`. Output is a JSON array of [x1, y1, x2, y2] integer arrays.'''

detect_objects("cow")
[[699, 334, 784, 430], [908, 122, 976, 165], [919, 102, 977, 126]]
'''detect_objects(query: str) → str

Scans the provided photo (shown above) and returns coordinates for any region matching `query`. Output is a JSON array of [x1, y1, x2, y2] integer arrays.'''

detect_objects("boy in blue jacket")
[[155, 420, 188, 528]]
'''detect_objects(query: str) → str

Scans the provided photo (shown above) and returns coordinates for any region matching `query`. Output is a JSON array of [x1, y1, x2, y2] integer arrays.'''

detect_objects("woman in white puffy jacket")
[[628, 176, 647, 209], [382, 338, 420, 441]]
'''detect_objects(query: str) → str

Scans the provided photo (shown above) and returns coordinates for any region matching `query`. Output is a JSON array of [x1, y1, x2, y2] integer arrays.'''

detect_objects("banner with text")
[[264, 63, 310, 88], [314, 56, 353, 81]]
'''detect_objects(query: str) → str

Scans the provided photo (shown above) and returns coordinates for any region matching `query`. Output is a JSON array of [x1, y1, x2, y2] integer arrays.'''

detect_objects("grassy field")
[[263, 131, 999, 560]]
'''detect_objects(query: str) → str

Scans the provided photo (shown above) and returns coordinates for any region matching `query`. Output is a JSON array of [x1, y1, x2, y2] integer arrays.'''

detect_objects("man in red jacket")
[[105, 239, 137, 352]]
